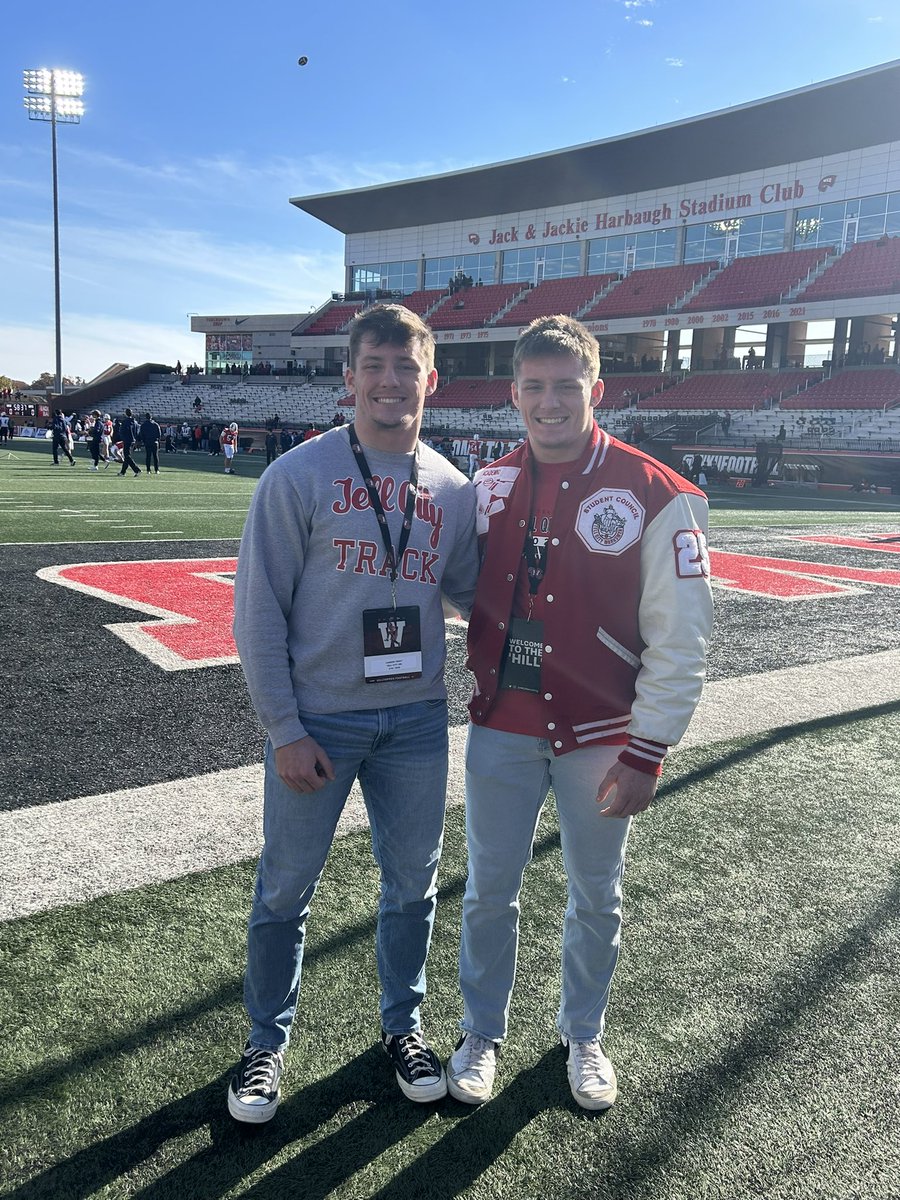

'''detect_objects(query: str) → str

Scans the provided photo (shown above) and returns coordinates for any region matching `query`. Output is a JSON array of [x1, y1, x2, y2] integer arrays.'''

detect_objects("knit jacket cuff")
[[618, 735, 667, 777]]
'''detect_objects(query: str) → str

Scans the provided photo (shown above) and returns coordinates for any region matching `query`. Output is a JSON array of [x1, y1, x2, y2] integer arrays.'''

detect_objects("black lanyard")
[[348, 423, 419, 603]]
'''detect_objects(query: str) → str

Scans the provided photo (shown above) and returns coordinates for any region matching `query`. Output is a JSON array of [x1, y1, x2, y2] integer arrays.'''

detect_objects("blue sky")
[[2, 0, 898, 385]]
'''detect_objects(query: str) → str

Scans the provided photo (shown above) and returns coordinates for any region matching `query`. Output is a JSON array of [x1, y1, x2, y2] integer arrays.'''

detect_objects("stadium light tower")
[[23, 68, 85, 398]]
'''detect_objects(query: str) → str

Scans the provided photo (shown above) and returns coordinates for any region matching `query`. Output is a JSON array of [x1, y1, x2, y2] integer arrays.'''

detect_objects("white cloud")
[[0, 316, 200, 385], [666, 57, 685, 67], [0, 212, 345, 382]]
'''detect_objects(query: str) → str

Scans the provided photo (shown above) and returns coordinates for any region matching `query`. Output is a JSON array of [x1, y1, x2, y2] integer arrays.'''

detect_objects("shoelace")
[[395, 1034, 436, 1079], [571, 1039, 606, 1081], [239, 1048, 281, 1094], [458, 1036, 495, 1073]]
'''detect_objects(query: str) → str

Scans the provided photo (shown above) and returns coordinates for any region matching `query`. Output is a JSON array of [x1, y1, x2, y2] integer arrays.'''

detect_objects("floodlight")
[[22, 67, 86, 395]]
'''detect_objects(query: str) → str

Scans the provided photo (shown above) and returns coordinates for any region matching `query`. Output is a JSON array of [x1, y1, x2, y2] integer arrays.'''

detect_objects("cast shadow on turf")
[[6, 701, 899, 1197], [10, 865, 898, 1200], [656, 698, 900, 805]]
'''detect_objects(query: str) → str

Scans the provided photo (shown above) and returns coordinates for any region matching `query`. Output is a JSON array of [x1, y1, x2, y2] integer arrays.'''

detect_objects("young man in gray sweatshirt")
[[229, 304, 478, 1122]]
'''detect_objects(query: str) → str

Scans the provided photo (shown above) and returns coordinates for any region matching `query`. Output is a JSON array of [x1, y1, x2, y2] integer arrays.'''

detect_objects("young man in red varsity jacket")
[[447, 314, 713, 1111]]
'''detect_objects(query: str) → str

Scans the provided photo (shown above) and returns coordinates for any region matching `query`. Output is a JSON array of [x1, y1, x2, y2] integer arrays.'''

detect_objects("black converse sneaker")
[[381, 1030, 448, 1102], [227, 1041, 285, 1123]]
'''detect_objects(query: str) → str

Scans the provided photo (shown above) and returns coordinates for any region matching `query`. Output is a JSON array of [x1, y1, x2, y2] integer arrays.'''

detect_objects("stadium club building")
[[190, 59, 900, 490]]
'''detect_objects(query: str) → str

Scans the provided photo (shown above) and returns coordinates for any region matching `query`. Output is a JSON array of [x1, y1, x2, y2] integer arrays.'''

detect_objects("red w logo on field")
[[37, 537, 900, 668], [37, 558, 239, 670], [711, 534, 900, 600]]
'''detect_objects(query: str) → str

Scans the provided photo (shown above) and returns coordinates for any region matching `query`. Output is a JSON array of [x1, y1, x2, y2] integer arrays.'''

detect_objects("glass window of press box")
[[500, 242, 582, 283], [350, 261, 419, 295], [793, 192, 900, 249], [587, 228, 678, 274], [206, 333, 253, 374], [683, 213, 786, 263], [424, 253, 497, 289]]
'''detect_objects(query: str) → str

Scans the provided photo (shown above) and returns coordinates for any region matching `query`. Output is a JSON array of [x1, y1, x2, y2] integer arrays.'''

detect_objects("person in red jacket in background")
[[447, 315, 713, 1112]]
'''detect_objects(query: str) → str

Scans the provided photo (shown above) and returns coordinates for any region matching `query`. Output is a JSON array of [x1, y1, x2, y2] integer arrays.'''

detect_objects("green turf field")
[[0, 438, 264, 543], [3, 714, 898, 1199], [3, 436, 899, 546]]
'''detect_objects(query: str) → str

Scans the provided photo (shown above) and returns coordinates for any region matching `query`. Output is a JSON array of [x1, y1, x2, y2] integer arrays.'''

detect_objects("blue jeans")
[[244, 700, 449, 1050], [460, 724, 631, 1044]]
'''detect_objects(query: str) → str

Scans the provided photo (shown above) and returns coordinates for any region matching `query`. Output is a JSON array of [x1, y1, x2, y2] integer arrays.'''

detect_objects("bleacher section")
[[585, 263, 719, 319], [299, 303, 364, 335], [117, 379, 352, 430], [639, 368, 825, 411], [427, 283, 526, 330], [780, 366, 900, 409], [494, 275, 618, 327], [597, 374, 671, 409], [430, 378, 512, 407], [795, 237, 900, 302], [682, 248, 831, 311], [392, 289, 446, 316]]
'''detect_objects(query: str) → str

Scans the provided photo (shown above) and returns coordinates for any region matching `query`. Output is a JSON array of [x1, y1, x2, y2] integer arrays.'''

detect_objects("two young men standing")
[[230, 306, 712, 1120]]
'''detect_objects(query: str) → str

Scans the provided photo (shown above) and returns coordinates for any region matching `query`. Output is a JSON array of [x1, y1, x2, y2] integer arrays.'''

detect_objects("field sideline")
[[1, 436, 899, 1199]]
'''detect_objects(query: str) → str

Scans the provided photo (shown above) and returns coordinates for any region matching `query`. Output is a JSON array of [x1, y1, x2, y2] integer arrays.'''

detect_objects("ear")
[[591, 378, 605, 405], [344, 364, 355, 395], [511, 380, 521, 411], [424, 368, 438, 396]]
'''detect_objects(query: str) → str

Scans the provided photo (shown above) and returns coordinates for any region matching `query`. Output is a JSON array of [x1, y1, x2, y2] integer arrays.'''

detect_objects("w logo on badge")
[[377, 618, 406, 649]]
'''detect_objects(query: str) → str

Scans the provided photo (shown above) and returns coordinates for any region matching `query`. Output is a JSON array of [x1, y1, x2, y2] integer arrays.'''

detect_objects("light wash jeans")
[[244, 700, 449, 1049], [460, 724, 631, 1044]]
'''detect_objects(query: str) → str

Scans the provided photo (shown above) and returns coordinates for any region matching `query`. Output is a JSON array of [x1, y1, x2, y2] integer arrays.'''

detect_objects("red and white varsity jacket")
[[466, 423, 714, 774]]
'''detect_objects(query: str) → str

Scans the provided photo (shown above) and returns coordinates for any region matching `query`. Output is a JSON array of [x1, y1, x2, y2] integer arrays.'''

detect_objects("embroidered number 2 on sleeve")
[[674, 529, 710, 578]]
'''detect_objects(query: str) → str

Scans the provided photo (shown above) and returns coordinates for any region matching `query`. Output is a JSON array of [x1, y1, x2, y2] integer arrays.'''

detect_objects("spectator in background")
[[140, 412, 162, 475], [265, 428, 278, 466], [221, 422, 239, 475], [88, 409, 103, 470], [118, 408, 141, 477], [51, 409, 76, 467], [279, 427, 292, 455]]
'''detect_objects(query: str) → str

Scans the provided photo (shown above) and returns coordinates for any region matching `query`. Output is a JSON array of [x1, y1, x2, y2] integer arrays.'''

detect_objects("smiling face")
[[344, 334, 437, 452], [512, 353, 604, 463]]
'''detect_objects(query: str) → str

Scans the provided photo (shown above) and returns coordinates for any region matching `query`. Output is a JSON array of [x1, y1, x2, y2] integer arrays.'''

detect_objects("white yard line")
[[2, 648, 898, 922]]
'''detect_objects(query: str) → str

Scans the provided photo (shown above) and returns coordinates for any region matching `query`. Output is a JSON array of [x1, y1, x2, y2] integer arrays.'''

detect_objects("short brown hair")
[[512, 314, 601, 382], [347, 303, 435, 370]]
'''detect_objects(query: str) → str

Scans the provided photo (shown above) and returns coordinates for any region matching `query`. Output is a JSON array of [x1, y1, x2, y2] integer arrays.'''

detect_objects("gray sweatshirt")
[[233, 425, 478, 748]]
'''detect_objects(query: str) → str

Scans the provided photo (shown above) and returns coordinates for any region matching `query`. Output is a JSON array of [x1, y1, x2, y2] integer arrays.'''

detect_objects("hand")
[[596, 760, 658, 818], [274, 736, 335, 794]]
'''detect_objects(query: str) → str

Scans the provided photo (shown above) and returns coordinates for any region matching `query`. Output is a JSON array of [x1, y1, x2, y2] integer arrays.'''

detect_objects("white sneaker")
[[561, 1034, 617, 1110], [447, 1032, 498, 1104]]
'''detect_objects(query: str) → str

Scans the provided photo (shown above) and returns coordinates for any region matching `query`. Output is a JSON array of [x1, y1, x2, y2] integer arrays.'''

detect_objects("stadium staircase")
[[795, 237, 900, 302], [681, 248, 832, 312]]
